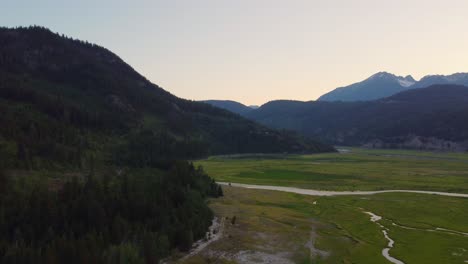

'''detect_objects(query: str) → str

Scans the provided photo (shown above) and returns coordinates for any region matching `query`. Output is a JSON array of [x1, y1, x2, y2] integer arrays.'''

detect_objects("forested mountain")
[[0, 26, 333, 169], [318, 71, 468, 102], [0, 26, 333, 263], [202, 100, 254, 116], [247, 85, 468, 150]]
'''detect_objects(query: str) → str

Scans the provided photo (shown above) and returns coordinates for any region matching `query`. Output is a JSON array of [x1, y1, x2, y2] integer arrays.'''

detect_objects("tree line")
[[0, 162, 222, 263]]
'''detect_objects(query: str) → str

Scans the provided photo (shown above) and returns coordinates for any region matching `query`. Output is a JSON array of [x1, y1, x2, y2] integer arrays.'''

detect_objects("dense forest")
[[0, 163, 222, 263], [202, 100, 254, 116], [0, 26, 332, 263]]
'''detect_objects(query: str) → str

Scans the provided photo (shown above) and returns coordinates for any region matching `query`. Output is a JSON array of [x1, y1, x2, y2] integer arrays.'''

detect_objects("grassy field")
[[182, 148, 468, 263], [182, 187, 316, 264], [181, 186, 468, 264], [196, 148, 468, 193], [316, 192, 468, 264]]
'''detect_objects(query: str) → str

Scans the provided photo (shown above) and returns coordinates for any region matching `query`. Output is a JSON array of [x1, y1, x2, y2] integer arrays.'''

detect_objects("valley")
[[1, 12, 467, 263], [205, 85, 468, 151], [0, 26, 332, 263], [197, 148, 468, 193], [174, 148, 468, 263]]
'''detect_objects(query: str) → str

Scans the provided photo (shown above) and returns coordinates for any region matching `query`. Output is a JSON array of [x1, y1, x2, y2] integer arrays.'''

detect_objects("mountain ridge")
[[201, 100, 253, 116], [245, 84, 468, 151], [0, 26, 334, 169], [205, 71, 468, 113], [318, 71, 468, 102]]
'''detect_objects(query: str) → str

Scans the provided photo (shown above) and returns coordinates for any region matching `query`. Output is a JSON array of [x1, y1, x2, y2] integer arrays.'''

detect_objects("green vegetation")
[[0, 26, 232, 263], [2, 26, 467, 264], [182, 187, 318, 264], [0, 163, 222, 263], [197, 148, 468, 193], [315, 193, 468, 264], [0, 26, 333, 263], [189, 148, 468, 263], [347, 147, 468, 159], [184, 186, 468, 264]]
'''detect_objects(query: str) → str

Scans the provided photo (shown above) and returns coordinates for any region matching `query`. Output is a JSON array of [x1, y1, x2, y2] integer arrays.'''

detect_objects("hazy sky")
[[2, 0, 468, 105]]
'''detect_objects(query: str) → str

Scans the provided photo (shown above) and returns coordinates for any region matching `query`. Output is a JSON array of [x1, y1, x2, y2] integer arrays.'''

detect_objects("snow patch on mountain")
[[398, 79, 415, 87]]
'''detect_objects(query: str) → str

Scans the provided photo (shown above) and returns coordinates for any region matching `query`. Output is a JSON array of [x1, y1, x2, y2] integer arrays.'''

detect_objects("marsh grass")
[[197, 148, 468, 193], [187, 149, 468, 263], [182, 187, 468, 264]]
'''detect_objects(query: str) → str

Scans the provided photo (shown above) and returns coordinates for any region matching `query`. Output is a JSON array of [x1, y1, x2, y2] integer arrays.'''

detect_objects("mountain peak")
[[368, 71, 396, 80], [318, 72, 415, 101], [404, 75, 416, 82], [367, 72, 415, 87], [318, 71, 468, 102]]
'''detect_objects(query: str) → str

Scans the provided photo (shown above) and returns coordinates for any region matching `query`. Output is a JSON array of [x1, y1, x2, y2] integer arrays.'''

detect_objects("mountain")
[[202, 100, 261, 116], [318, 72, 468, 102], [0, 26, 333, 263], [0, 26, 334, 170], [318, 72, 416, 101], [247, 84, 468, 151], [413, 73, 468, 88], [202, 100, 253, 116]]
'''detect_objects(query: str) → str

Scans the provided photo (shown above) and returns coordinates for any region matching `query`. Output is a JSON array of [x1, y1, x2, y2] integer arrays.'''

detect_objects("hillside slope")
[[0, 26, 333, 169], [0, 26, 333, 262], [248, 85, 468, 150]]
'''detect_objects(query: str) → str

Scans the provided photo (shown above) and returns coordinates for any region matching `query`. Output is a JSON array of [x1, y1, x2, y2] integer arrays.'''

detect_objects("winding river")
[[365, 212, 405, 264]]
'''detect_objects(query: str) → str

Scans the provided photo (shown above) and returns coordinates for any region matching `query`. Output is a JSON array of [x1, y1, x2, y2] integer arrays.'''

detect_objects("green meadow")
[[186, 148, 468, 263], [196, 148, 468, 193], [181, 187, 468, 264], [315, 192, 468, 264]]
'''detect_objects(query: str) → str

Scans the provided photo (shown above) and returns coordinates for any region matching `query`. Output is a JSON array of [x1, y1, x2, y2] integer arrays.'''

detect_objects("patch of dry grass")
[[180, 187, 320, 264]]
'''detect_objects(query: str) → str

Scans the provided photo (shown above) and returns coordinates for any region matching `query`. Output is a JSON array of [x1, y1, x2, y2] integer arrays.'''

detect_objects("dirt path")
[[218, 182, 468, 198], [179, 216, 225, 262]]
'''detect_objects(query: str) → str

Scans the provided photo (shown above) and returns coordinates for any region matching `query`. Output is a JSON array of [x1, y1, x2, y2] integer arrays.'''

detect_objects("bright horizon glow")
[[2, 0, 468, 105]]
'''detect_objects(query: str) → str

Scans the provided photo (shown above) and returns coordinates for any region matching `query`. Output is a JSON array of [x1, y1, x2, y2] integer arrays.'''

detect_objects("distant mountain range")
[[203, 71, 468, 112], [205, 84, 468, 151], [413, 73, 468, 89], [246, 84, 468, 150], [318, 72, 468, 101]]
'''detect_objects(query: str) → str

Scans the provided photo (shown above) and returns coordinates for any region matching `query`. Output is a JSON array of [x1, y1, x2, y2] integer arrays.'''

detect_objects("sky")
[[2, 0, 468, 105]]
